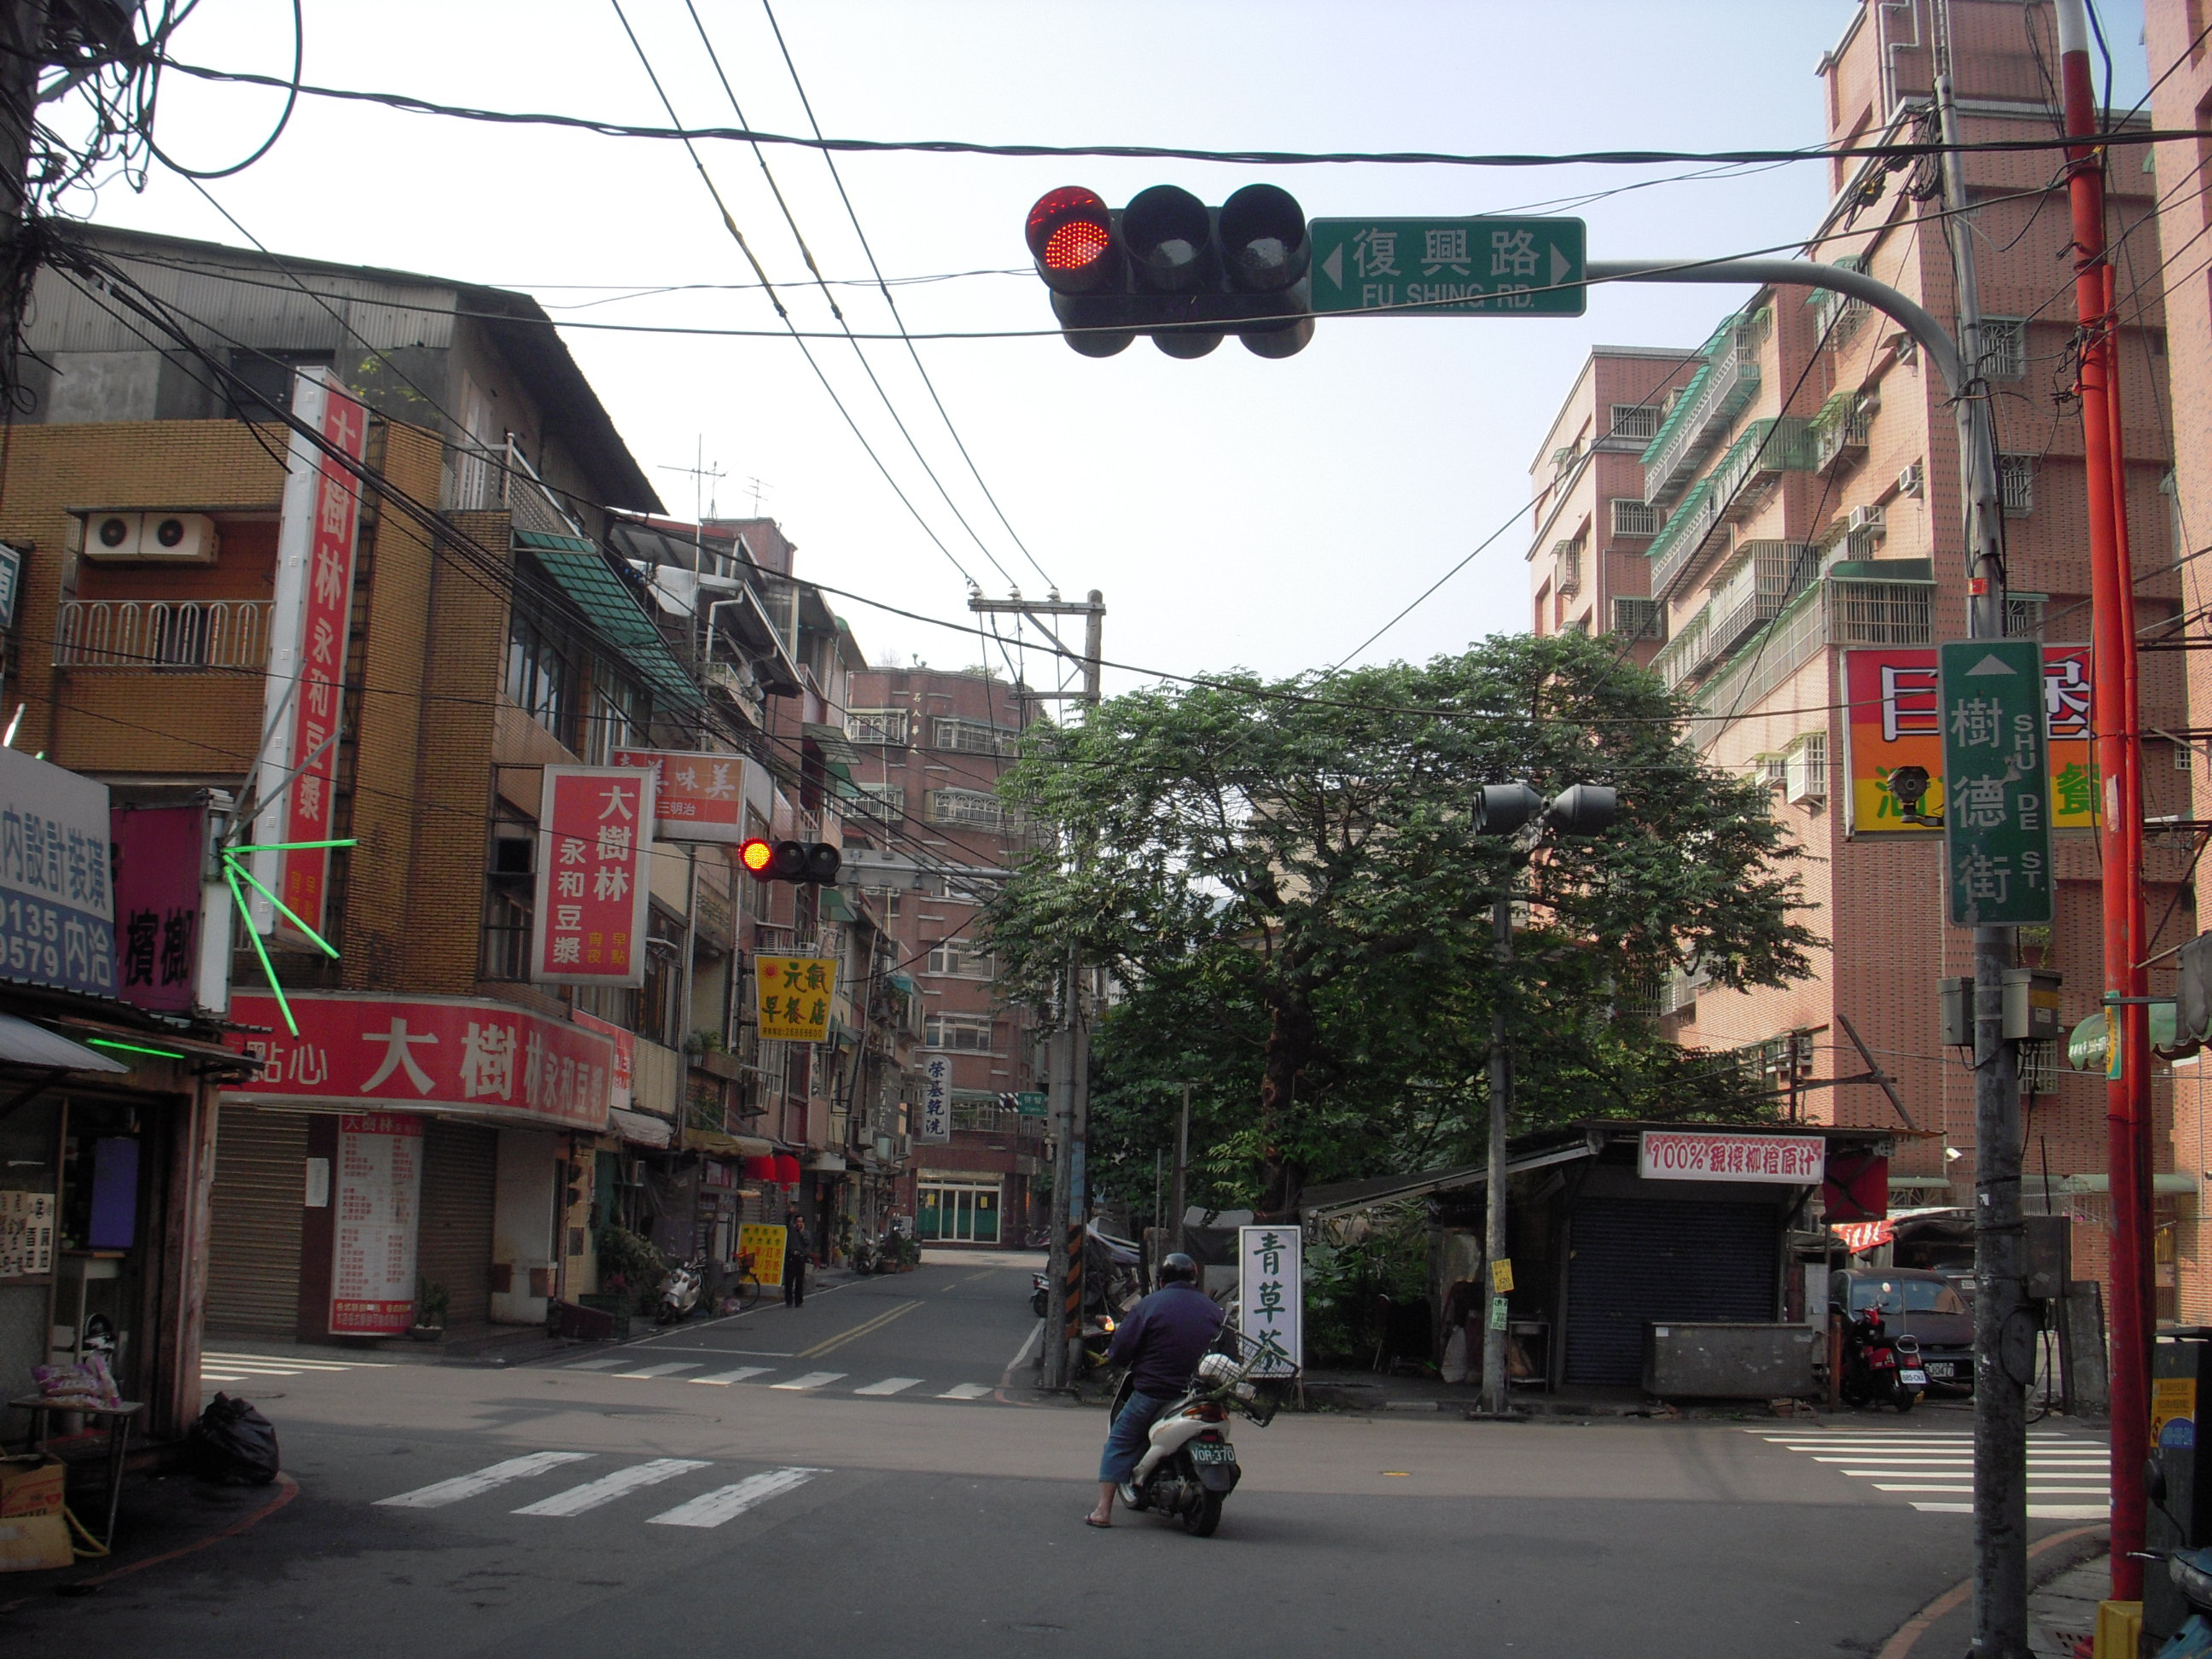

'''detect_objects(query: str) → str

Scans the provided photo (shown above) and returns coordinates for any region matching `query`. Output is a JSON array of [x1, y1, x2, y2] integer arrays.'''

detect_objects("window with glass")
[[847, 709, 910, 745], [853, 783, 905, 824], [480, 818, 534, 980], [925, 943, 995, 978], [928, 789, 1004, 830], [582, 675, 645, 765], [505, 610, 575, 744], [917, 1180, 1000, 1243], [924, 1014, 995, 1051], [932, 717, 1016, 755]]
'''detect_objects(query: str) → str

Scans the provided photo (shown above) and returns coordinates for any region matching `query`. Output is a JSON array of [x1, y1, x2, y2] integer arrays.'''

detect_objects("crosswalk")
[[1748, 1427, 2110, 1519], [375, 1453, 824, 1530], [202, 1348, 394, 1385], [556, 1355, 1001, 1400]]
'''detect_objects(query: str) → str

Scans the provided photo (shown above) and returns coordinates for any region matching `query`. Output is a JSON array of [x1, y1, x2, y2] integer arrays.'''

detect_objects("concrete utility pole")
[[973, 589, 1106, 1389], [1934, 31, 2030, 1650], [1590, 246, 2028, 1639], [1481, 888, 1514, 1415]]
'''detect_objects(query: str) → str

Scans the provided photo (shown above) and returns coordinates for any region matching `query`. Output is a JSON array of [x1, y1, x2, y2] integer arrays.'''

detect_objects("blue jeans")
[[1100, 1391, 1173, 1484]]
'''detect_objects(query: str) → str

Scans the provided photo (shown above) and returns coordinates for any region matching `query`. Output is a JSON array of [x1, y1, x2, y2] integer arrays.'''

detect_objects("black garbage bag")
[[190, 1392, 280, 1486]]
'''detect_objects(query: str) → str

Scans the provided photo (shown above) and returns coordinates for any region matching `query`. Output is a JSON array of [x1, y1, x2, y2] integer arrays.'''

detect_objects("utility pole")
[[2052, 0, 2150, 1604], [1481, 888, 1514, 1416], [1934, 20, 2030, 1650], [1172, 1080, 1192, 1269], [974, 588, 1105, 1389]]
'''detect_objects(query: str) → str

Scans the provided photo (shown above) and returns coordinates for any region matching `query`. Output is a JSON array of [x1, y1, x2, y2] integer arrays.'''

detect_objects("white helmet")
[[1197, 1353, 1241, 1385]]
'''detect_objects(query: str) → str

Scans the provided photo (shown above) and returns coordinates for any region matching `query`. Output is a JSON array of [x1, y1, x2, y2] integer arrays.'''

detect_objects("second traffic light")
[[1024, 183, 1313, 358], [739, 837, 841, 886]]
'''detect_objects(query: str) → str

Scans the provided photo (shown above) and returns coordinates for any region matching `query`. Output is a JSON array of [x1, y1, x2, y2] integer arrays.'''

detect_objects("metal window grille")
[[1826, 579, 1934, 646], [1759, 755, 1789, 789], [2018, 1039, 2058, 1097], [928, 789, 1004, 829], [1610, 597, 1662, 640], [933, 717, 1016, 755], [1554, 539, 1582, 591], [54, 599, 272, 669], [1999, 454, 2036, 516], [925, 943, 996, 977], [1980, 318, 2028, 381], [853, 784, 905, 824], [1610, 404, 1662, 442], [847, 709, 910, 744], [2004, 594, 2047, 637], [1610, 498, 1662, 537], [1784, 733, 1827, 801], [923, 1014, 995, 1051]]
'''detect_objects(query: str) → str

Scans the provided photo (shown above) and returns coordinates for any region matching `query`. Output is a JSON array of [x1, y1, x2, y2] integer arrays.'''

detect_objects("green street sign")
[[1308, 217, 1586, 317], [1941, 639, 2053, 927], [1014, 1091, 1049, 1116]]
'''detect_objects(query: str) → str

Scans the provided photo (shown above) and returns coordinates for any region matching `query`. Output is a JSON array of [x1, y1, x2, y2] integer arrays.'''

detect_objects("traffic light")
[[1475, 783, 1617, 837], [738, 837, 842, 885], [1474, 783, 1545, 836], [1024, 182, 1313, 358], [1545, 783, 1617, 836]]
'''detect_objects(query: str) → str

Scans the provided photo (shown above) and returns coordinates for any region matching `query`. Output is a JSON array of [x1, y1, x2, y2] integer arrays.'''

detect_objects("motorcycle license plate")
[[1925, 1363, 1955, 1379], [1189, 1441, 1235, 1465], [1899, 1370, 1928, 1388]]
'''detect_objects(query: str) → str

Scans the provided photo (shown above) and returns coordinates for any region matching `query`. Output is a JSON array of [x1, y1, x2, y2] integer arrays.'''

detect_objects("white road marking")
[[512, 1458, 712, 1516], [769, 1371, 846, 1391], [1873, 1483, 2110, 1493], [937, 1383, 994, 1400], [375, 1452, 592, 1509], [1750, 1427, 2108, 1513], [614, 1363, 701, 1379], [647, 1467, 824, 1528], [204, 1351, 393, 1371], [563, 1359, 625, 1371], [1911, 1501, 2109, 1519], [853, 1377, 922, 1396], [690, 1367, 773, 1386]]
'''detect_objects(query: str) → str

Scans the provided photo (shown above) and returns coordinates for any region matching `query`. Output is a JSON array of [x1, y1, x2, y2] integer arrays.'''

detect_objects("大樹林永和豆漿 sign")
[[1940, 639, 2053, 926], [1237, 1225, 1302, 1377]]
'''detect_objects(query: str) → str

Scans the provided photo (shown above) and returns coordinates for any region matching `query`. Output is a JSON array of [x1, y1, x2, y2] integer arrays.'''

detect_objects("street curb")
[[1873, 1524, 2106, 1659], [0, 1472, 300, 1615]]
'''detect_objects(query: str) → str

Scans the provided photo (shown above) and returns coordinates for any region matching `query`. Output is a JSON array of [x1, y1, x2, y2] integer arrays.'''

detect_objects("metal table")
[[8, 1396, 143, 1550]]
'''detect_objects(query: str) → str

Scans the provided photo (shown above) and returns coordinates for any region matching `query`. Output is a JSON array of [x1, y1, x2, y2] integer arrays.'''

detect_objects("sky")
[[67, 1, 2151, 698]]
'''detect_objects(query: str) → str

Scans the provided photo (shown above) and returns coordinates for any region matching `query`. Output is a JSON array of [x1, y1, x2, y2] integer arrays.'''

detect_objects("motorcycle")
[[1837, 1303, 1925, 1411], [1111, 1331, 1286, 1538], [851, 1236, 877, 1276], [655, 1254, 706, 1324], [1031, 1271, 1051, 1319]]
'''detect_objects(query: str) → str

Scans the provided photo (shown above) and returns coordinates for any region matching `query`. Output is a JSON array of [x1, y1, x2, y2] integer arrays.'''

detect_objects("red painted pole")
[[2057, 0, 2147, 1602]]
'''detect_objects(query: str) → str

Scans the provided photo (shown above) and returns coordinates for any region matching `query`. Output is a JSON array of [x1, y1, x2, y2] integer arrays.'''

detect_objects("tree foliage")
[[987, 632, 1818, 1219]]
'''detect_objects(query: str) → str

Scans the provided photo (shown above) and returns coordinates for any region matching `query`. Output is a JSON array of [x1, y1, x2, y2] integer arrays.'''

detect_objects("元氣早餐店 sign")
[[1842, 645, 2093, 835], [1940, 638, 2054, 927], [737, 1223, 786, 1287], [330, 1112, 421, 1336], [1237, 1225, 1302, 1377], [919, 1055, 952, 1142], [251, 368, 369, 946], [612, 748, 749, 843], [110, 802, 207, 1015], [1639, 1130, 1825, 1184], [532, 765, 654, 987], [0, 746, 115, 997], [757, 954, 835, 1042], [225, 991, 614, 1132]]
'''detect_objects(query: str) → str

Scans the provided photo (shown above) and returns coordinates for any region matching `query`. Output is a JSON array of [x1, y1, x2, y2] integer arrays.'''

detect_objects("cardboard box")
[[0, 1513, 73, 1571], [0, 1456, 63, 1518]]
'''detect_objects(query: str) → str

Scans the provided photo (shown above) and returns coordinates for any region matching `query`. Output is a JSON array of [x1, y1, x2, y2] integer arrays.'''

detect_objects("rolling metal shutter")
[[205, 1108, 308, 1338], [1563, 1196, 1779, 1386], [417, 1121, 498, 1329]]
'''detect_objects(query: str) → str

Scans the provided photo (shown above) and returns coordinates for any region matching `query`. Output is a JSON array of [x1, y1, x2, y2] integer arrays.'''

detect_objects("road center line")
[[798, 1300, 922, 1358]]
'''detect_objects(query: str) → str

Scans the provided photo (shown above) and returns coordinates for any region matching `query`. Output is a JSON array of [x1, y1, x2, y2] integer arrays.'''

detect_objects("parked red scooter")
[[1836, 1302, 1927, 1412]]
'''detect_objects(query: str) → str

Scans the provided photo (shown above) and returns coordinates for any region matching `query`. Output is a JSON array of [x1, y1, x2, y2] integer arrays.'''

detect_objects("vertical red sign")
[[252, 368, 369, 945], [531, 765, 654, 987]]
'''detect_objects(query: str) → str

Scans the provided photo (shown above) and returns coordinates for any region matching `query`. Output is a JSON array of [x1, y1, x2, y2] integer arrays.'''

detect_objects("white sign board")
[[0, 1190, 55, 1278], [0, 745, 115, 997], [1639, 1130, 1825, 1185], [920, 1055, 952, 1143], [329, 1112, 422, 1336], [1237, 1224, 1302, 1377]]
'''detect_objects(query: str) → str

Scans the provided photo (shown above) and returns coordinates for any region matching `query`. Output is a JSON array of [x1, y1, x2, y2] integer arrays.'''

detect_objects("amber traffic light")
[[738, 837, 842, 885]]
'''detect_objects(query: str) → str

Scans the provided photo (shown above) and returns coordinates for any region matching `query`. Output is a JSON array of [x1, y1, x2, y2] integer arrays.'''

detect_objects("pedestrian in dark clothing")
[[1086, 1253, 1222, 1528], [784, 1214, 811, 1307]]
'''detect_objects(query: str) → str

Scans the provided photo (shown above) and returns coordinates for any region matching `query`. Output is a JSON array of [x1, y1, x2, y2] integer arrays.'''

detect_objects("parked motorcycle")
[[2155, 1548, 2212, 1658], [851, 1236, 877, 1276], [1030, 1271, 1051, 1319], [1837, 1303, 1925, 1411], [1111, 1333, 1286, 1538], [655, 1254, 706, 1324]]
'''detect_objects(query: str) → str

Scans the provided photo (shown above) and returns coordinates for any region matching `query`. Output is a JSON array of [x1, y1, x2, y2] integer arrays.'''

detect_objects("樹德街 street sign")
[[1308, 217, 1586, 317], [1940, 638, 2053, 926]]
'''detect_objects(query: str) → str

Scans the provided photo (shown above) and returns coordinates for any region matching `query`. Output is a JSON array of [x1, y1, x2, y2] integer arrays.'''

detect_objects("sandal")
[[1083, 1515, 1112, 1528]]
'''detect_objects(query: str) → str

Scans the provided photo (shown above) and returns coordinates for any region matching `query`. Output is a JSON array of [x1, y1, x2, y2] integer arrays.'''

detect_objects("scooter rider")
[[1085, 1252, 1223, 1528]]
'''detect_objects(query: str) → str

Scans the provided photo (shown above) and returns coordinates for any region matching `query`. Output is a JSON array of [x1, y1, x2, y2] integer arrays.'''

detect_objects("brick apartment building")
[[0, 224, 909, 1392], [840, 664, 1045, 1246], [1529, 0, 2186, 1289]]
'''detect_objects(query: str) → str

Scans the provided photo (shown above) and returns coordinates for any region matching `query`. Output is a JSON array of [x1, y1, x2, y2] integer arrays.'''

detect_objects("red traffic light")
[[740, 837, 777, 880], [1027, 187, 1118, 293]]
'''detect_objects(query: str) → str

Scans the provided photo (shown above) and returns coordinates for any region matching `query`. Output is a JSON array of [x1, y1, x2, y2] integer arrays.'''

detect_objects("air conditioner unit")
[[1896, 463, 1924, 498], [84, 510, 218, 562], [1847, 504, 1886, 537]]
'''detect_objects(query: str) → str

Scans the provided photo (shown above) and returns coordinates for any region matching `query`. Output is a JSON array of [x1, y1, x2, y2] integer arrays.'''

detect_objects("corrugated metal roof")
[[518, 533, 704, 712]]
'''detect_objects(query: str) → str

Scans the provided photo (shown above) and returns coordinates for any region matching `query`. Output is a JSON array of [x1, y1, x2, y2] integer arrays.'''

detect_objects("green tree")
[[989, 632, 1816, 1219]]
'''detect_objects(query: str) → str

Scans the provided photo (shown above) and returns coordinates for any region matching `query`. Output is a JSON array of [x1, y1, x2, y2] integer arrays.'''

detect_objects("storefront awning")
[[610, 1108, 674, 1149], [807, 1152, 847, 1172], [684, 1127, 773, 1158], [2053, 1172, 2198, 1196], [0, 1010, 128, 1074], [518, 532, 705, 712], [1299, 1144, 1596, 1220]]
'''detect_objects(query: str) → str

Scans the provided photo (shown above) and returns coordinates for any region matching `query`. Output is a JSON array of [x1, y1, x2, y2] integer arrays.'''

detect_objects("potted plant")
[[411, 1277, 450, 1341]]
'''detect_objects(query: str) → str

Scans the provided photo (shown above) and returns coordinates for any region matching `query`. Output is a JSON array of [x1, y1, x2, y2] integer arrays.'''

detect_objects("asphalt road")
[[0, 1254, 2094, 1656]]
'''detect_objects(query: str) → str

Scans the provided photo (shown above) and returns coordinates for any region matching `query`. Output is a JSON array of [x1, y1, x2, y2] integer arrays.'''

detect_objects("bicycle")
[[731, 1249, 765, 1311]]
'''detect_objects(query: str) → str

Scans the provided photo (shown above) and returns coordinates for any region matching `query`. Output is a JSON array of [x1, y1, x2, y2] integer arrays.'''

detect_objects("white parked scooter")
[[655, 1254, 705, 1324]]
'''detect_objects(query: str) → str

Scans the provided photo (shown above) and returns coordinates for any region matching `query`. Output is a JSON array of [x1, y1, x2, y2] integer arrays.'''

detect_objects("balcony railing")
[[1811, 391, 1871, 475], [1640, 308, 1769, 506], [1703, 541, 1818, 664], [1650, 602, 1710, 690], [1688, 572, 1932, 744], [55, 599, 271, 669], [1710, 417, 1815, 527], [1645, 474, 1725, 598]]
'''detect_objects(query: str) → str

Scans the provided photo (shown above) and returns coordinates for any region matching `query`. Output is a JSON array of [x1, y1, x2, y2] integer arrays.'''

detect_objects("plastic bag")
[[190, 1393, 280, 1486], [31, 1354, 121, 1410], [1439, 1325, 1470, 1385]]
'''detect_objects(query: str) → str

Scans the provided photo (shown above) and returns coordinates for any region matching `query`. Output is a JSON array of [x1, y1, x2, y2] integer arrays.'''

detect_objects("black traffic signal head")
[[1475, 783, 1545, 836], [1023, 183, 1313, 358], [739, 837, 841, 886], [1545, 783, 1617, 836]]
